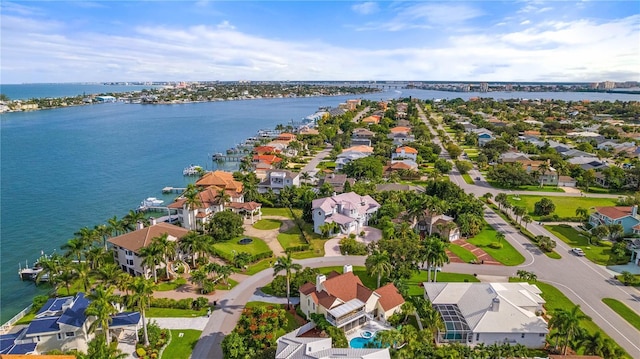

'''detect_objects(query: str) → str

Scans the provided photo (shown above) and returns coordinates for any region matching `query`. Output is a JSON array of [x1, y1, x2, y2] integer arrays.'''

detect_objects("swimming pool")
[[349, 337, 380, 349]]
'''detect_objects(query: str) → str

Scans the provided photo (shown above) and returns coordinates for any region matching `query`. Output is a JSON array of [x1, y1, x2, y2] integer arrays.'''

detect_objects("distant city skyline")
[[1, 1, 639, 84]]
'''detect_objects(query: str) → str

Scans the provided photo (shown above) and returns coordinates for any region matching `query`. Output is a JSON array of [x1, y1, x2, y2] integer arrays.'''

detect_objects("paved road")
[[190, 256, 366, 358], [418, 105, 640, 358]]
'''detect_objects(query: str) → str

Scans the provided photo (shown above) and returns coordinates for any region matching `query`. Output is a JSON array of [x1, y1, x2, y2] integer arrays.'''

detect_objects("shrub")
[[534, 198, 556, 216], [489, 242, 503, 249], [192, 297, 209, 310], [338, 237, 368, 255], [136, 348, 147, 357], [31, 295, 50, 313], [285, 245, 310, 253]]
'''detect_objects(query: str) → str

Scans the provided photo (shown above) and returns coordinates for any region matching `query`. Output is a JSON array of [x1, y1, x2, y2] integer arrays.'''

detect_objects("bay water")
[[1, 86, 638, 322]]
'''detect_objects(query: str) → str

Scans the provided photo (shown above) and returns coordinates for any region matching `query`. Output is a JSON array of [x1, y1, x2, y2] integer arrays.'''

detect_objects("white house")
[[312, 192, 380, 235], [423, 283, 548, 348], [108, 221, 189, 277], [0, 293, 141, 355], [299, 265, 405, 332], [336, 145, 374, 171], [257, 169, 300, 194], [391, 146, 418, 162], [276, 322, 391, 358]]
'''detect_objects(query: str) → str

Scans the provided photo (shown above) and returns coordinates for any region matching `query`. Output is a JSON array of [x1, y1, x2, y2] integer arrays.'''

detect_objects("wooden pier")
[[213, 153, 247, 162]]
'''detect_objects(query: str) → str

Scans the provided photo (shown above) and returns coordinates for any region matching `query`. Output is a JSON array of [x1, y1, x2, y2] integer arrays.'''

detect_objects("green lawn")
[[508, 195, 617, 220], [260, 207, 303, 219], [245, 258, 273, 275], [290, 223, 325, 259], [602, 298, 640, 331], [448, 243, 478, 263], [467, 224, 525, 266], [213, 236, 272, 260], [545, 224, 614, 265], [15, 312, 36, 325], [253, 219, 282, 230], [147, 307, 208, 318], [406, 270, 479, 296], [462, 173, 474, 184], [488, 181, 564, 192], [156, 278, 187, 291], [161, 330, 201, 359], [214, 278, 238, 291], [277, 226, 306, 248], [535, 282, 629, 358]]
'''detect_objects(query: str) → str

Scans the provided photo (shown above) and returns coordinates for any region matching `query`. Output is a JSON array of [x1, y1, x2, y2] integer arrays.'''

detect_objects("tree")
[[591, 225, 609, 244], [536, 161, 551, 187], [620, 271, 639, 286], [434, 158, 452, 175], [534, 197, 555, 216], [456, 212, 483, 237], [481, 192, 493, 203], [454, 160, 473, 175], [122, 210, 147, 232], [273, 253, 302, 310], [365, 250, 393, 288], [207, 211, 244, 241], [538, 236, 557, 252], [496, 232, 505, 245], [342, 156, 383, 180], [139, 244, 162, 282], [606, 223, 623, 241], [127, 277, 156, 346], [575, 207, 589, 221], [79, 336, 127, 359], [61, 237, 86, 262], [446, 143, 462, 159], [151, 233, 176, 280], [86, 285, 119, 345], [495, 193, 508, 210], [183, 184, 203, 230], [513, 206, 526, 224], [581, 169, 596, 192], [522, 215, 532, 228], [553, 305, 591, 355]]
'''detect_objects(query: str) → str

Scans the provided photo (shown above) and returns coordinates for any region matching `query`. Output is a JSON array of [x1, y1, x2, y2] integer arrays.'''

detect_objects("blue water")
[[350, 337, 380, 348], [0, 83, 162, 100], [1, 86, 638, 323]]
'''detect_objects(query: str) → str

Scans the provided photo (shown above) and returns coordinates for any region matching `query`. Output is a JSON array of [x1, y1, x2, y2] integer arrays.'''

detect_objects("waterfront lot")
[[507, 195, 618, 219]]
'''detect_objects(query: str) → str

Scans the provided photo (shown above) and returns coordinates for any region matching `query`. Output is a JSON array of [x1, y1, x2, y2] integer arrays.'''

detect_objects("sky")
[[1, 1, 639, 84]]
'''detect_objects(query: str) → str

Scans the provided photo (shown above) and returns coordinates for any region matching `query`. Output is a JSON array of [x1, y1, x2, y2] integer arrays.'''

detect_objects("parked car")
[[571, 248, 586, 256]]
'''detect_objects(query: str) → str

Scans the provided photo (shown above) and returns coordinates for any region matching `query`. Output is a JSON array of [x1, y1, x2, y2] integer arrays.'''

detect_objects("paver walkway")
[[445, 249, 465, 263], [457, 240, 502, 265], [242, 215, 295, 256], [323, 226, 382, 256]]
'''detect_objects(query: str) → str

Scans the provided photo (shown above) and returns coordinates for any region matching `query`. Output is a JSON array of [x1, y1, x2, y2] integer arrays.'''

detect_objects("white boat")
[[141, 197, 164, 207], [183, 165, 203, 176]]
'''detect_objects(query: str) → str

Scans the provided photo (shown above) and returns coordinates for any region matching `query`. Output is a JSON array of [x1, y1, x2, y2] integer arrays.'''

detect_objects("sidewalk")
[[456, 240, 502, 265]]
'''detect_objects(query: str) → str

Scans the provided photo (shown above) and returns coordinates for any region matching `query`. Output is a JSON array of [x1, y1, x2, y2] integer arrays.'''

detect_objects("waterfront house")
[[589, 205, 640, 234], [276, 322, 391, 359], [312, 192, 380, 235], [423, 283, 548, 348], [108, 220, 189, 277], [257, 169, 300, 194], [317, 173, 355, 193], [195, 171, 244, 194], [253, 145, 281, 155], [0, 293, 141, 355], [299, 265, 405, 332], [252, 154, 283, 169]]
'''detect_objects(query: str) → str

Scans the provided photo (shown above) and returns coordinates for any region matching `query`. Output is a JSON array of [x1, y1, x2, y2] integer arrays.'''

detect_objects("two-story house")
[[391, 146, 418, 162], [257, 169, 300, 194], [336, 145, 374, 171], [299, 265, 404, 332], [589, 205, 640, 234], [0, 293, 141, 355], [168, 185, 244, 230], [108, 220, 189, 277], [351, 128, 375, 147], [312, 192, 380, 235]]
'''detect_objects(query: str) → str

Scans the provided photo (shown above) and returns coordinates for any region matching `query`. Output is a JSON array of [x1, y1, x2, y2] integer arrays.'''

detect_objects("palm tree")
[[95, 262, 122, 287], [94, 224, 111, 250], [127, 277, 156, 346], [190, 268, 208, 293], [496, 232, 505, 245], [86, 285, 119, 344], [85, 246, 108, 270], [122, 210, 147, 232], [61, 237, 86, 262], [217, 264, 233, 286], [365, 250, 393, 288], [425, 197, 448, 235], [151, 233, 176, 280], [430, 240, 449, 283], [79, 336, 127, 359], [578, 331, 607, 357], [179, 231, 200, 267], [553, 305, 590, 355], [183, 184, 202, 231], [35, 253, 66, 286], [273, 253, 302, 310], [215, 188, 231, 206], [107, 216, 125, 237], [300, 172, 311, 184], [55, 265, 78, 295], [575, 207, 589, 221], [522, 215, 532, 228], [139, 244, 162, 282], [537, 161, 551, 187], [513, 206, 526, 224], [75, 262, 92, 293]]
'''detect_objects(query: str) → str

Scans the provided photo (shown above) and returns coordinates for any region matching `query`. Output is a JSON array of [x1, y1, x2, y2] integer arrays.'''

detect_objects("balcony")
[[327, 308, 365, 327]]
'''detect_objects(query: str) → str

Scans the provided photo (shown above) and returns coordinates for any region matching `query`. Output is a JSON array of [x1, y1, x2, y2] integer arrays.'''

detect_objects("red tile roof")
[[195, 171, 243, 192], [595, 206, 633, 220], [390, 126, 411, 133], [375, 283, 405, 311], [107, 223, 189, 254], [395, 146, 417, 154]]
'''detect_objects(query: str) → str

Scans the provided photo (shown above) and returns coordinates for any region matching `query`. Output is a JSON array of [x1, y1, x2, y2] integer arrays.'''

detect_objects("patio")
[[344, 319, 393, 342], [607, 262, 640, 275]]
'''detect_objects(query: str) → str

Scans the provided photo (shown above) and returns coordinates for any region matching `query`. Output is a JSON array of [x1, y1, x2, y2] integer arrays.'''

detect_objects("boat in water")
[[18, 251, 51, 281], [183, 164, 203, 176], [140, 197, 164, 208]]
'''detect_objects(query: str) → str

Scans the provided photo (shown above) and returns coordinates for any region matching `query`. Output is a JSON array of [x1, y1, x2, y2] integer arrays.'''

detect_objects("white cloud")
[[520, 20, 531, 25], [352, 2, 379, 15], [355, 3, 484, 31], [1, 11, 638, 83]]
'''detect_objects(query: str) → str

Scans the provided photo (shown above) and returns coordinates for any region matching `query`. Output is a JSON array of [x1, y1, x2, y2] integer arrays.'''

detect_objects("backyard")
[[545, 224, 614, 265], [260, 207, 303, 219], [467, 224, 526, 266], [161, 329, 202, 359], [253, 219, 282, 230], [213, 236, 272, 261], [507, 195, 618, 220]]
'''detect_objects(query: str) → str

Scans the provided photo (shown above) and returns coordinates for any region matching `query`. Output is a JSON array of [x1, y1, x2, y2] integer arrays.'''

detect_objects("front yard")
[[213, 236, 272, 261], [545, 224, 615, 265], [466, 224, 525, 266], [507, 195, 618, 220]]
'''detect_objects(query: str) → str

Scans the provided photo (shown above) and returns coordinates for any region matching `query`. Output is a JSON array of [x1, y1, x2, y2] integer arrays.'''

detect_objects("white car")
[[571, 248, 586, 256]]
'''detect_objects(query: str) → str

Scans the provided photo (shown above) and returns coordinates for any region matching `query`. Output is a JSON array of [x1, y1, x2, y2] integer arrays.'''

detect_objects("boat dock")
[[162, 187, 186, 194], [213, 153, 247, 162]]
